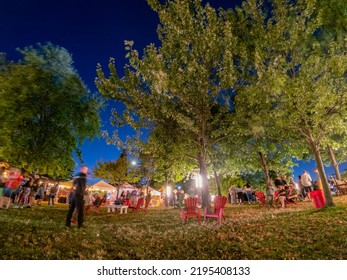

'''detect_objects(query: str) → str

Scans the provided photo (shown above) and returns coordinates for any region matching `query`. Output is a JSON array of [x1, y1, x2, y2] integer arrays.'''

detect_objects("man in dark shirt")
[[274, 175, 282, 188], [281, 175, 289, 189], [66, 166, 88, 228]]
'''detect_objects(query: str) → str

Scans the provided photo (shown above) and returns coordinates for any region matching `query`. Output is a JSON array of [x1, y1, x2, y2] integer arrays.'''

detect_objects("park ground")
[[1, 196, 347, 260]]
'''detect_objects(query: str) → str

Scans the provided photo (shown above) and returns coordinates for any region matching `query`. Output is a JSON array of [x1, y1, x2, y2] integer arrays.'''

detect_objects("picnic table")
[[106, 204, 129, 214]]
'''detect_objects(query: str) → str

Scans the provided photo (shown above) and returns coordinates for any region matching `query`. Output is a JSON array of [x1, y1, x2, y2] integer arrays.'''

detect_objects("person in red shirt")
[[0, 168, 23, 210]]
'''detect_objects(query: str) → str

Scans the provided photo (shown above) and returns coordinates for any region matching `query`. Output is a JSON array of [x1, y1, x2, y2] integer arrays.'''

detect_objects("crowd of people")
[[65, 167, 156, 226], [1, 164, 343, 226], [228, 183, 258, 205], [228, 169, 340, 209], [0, 165, 155, 228], [0, 167, 59, 210]]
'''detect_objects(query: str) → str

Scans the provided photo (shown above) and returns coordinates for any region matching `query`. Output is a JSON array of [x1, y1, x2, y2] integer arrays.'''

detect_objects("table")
[[106, 204, 128, 214]]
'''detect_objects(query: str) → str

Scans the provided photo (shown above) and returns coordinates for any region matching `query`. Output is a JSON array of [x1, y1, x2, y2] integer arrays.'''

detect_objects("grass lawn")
[[1, 196, 347, 260]]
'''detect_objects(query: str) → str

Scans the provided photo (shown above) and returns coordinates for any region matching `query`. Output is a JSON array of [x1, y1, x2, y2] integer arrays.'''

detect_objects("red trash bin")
[[310, 190, 325, 209]]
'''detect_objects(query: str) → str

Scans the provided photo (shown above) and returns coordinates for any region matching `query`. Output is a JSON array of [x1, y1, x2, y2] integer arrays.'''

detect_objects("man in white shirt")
[[301, 170, 313, 199]]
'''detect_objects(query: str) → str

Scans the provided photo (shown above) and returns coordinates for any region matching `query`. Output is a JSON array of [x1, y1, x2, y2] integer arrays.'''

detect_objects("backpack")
[[114, 199, 122, 205]]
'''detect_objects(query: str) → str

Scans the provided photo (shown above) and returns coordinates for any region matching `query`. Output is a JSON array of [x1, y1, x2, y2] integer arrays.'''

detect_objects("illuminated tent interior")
[[58, 180, 74, 189]]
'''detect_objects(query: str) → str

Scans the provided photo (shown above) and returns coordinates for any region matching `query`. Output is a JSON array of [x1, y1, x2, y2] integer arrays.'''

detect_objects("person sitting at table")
[[287, 185, 298, 202], [277, 184, 287, 208], [91, 193, 101, 206], [114, 197, 124, 205]]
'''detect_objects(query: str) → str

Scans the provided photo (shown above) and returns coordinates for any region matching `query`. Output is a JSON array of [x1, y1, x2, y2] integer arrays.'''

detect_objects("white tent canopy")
[[119, 182, 136, 193], [59, 179, 136, 193], [88, 180, 116, 192]]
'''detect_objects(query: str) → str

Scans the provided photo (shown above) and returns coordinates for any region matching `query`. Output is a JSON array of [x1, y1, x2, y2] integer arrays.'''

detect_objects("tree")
[[93, 149, 131, 198], [316, 0, 347, 181], [96, 0, 236, 206], [140, 120, 197, 186], [0, 43, 101, 178], [322, 135, 347, 180], [225, 0, 347, 206], [231, 106, 305, 184], [240, 140, 296, 183]]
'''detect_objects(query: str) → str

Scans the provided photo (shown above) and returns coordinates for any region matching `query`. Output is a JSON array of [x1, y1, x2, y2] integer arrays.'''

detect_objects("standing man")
[[35, 183, 45, 206], [48, 183, 58, 207], [297, 175, 305, 200], [27, 174, 40, 208], [301, 170, 313, 200], [66, 166, 88, 228]]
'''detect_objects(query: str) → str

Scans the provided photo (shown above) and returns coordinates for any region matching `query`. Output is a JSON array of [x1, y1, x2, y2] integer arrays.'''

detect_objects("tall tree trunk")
[[308, 136, 334, 207], [213, 169, 221, 196], [327, 145, 341, 180], [116, 185, 120, 199], [198, 151, 210, 208], [258, 151, 270, 183]]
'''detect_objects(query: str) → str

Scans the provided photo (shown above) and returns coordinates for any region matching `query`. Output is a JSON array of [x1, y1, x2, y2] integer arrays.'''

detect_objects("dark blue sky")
[[1, 0, 345, 181]]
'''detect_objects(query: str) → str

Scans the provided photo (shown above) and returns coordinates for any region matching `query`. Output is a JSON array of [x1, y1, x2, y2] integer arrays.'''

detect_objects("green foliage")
[[93, 149, 131, 186], [96, 0, 237, 207], [224, 0, 347, 206], [95, 0, 347, 208], [138, 120, 197, 185], [0, 43, 101, 178]]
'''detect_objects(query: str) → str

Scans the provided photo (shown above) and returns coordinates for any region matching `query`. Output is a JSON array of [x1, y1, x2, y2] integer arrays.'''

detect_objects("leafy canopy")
[[0, 43, 101, 178]]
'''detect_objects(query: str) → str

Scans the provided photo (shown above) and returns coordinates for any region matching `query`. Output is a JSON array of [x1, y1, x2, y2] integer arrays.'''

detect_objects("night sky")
[[1, 0, 345, 181]]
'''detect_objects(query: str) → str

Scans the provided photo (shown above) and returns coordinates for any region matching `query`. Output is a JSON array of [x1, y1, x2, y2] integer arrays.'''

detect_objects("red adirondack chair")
[[85, 196, 106, 215], [255, 191, 266, 206], [129, 197, 145, 213], [181, 197, 201, 224], [204, 196, 227, 225], [133, 197, 151, 213]]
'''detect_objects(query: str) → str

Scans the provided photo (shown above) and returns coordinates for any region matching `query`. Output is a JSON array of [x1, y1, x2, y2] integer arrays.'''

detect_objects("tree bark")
[[308, 136, 334, 207], [198, 151, 210, 208], [327, 145, 341, 180], [116, 186, 120, 199], [213, 169, 222, 196], [258, 151, 270, 183]]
